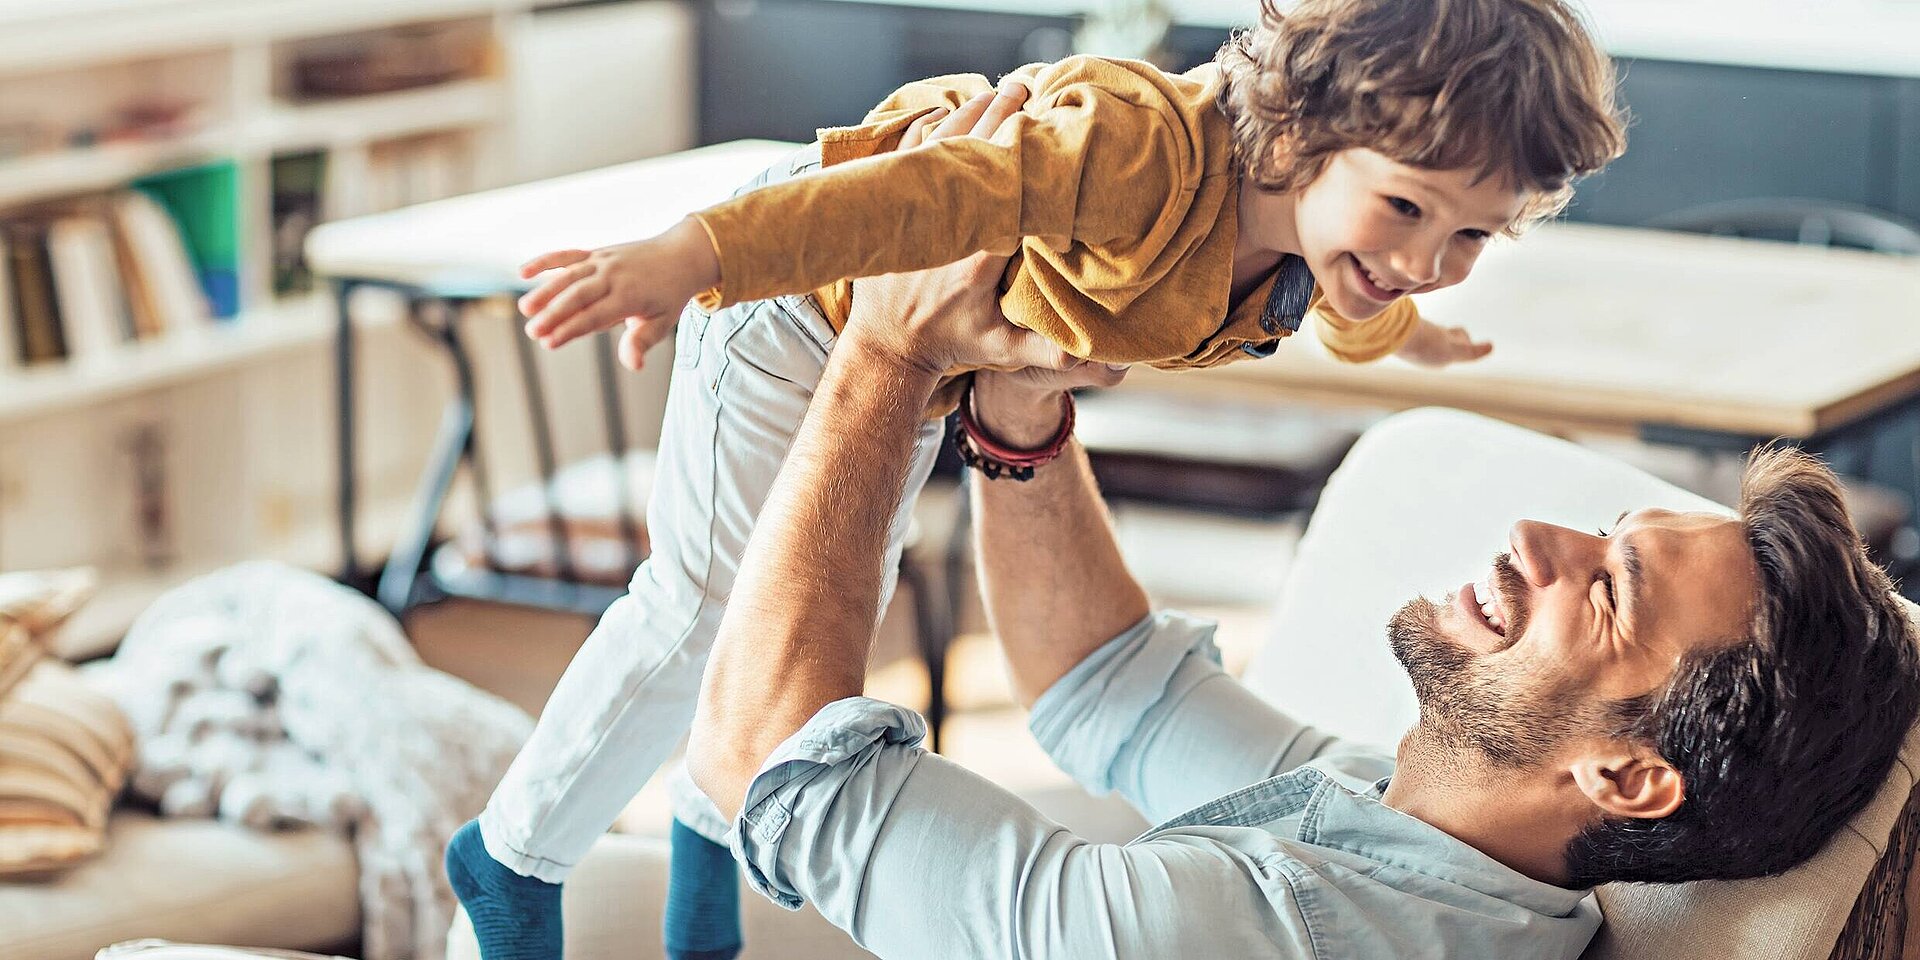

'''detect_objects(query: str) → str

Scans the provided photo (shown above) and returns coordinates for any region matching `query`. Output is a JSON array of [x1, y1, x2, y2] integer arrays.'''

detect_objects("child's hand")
[[517, 217, 721, 370], [1395, 318, 1493, 368]]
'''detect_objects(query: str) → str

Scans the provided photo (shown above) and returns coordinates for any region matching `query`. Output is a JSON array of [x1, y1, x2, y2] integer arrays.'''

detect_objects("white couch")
[[436, 408, 1920, 960]]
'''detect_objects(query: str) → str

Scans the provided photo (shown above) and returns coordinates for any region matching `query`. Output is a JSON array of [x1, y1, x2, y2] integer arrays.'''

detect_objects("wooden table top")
[[1129, 222, 1920, 439]]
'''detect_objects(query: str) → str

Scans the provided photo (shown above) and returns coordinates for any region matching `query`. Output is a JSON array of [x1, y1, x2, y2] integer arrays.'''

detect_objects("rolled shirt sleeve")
[[728, 695, 1313, 959], [1028, 610, 1365, 825]]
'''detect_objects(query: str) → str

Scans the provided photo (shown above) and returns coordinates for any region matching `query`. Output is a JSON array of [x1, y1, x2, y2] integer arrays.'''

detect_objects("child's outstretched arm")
[[518, 217, 719, 369], [520, 56, 1208, 369], [1394, 317, 1494, 368]]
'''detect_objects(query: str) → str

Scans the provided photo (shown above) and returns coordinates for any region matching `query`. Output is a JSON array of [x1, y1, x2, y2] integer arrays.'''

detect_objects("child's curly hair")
[[1216, 0, 1627, 234]]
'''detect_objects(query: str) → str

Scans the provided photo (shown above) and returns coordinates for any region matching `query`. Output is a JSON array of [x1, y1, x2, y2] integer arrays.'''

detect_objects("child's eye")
[[1458, 228, 1492, 241], [1386, 196, 1421, 218]]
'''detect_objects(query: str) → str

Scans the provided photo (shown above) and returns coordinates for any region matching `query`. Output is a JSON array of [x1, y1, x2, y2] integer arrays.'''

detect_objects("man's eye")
[[1599, 573, 1617, 608], [1387, 197, 1421, 218]]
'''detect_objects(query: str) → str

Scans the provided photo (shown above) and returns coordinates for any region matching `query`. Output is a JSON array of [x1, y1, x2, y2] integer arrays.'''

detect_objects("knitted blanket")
[[87, 563, 532, 960]]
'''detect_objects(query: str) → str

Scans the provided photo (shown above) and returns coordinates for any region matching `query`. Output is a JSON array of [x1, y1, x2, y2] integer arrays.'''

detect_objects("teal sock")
[[663, 817, 742, 960], [446, 820, 564, 960]]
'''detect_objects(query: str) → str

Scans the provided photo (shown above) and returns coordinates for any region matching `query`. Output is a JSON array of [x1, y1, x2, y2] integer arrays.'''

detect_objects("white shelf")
[[247, 78, 507, 153], [0, 0, 530, 77], [0, 294, 334, 424], [0, 129, 232, 209]]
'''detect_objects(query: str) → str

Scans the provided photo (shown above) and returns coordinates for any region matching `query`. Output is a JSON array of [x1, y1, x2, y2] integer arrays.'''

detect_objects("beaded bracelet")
[[952, 381, 1076, 481]]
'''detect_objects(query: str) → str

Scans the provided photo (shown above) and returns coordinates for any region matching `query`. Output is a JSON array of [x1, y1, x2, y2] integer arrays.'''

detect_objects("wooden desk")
[[1127, 222, 1920, 442]]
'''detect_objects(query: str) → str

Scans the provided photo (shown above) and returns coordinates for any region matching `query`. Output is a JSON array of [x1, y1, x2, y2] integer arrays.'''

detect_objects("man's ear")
[[1570, 749, 1685, 820]]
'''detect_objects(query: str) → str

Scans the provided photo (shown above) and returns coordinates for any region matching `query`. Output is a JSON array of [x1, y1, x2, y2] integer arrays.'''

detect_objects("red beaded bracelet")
[[952, 381, 1076, 481]]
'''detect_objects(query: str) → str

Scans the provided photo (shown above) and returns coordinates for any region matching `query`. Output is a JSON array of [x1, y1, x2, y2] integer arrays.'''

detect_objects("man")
[[681, 99, 1920, 958]]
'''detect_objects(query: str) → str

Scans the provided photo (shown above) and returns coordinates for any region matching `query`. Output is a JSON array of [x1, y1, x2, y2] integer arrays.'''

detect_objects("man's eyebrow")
[[1619, 538, 1646, 635]]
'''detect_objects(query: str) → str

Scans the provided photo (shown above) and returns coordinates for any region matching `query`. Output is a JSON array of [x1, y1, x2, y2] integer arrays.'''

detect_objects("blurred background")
[[1, 1, 1918, 957], [0, 0, 1914, 657]]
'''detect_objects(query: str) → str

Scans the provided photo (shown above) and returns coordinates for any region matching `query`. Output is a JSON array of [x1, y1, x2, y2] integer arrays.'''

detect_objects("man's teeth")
[[1472, 579, 1506, 634]]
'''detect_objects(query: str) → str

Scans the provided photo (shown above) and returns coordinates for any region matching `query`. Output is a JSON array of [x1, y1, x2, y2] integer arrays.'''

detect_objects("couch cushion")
[[1248, 407, 1920, 960], [0, 810, 359, 960]]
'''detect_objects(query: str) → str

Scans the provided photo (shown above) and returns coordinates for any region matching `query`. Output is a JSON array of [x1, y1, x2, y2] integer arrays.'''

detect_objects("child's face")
[[1291, 148, 1531, 322]]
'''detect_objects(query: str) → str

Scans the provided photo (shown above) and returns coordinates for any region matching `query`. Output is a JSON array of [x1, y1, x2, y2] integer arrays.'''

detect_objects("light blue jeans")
[[478, 147, 947, 881]]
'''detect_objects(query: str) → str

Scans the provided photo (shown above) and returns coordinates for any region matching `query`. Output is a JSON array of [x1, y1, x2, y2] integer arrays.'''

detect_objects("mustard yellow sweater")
[[691, 55, 1420, 413]]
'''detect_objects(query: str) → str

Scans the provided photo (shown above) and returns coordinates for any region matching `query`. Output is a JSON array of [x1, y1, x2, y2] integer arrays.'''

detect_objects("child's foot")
[[446, 819, 565, 960], [663, 817, 743, 960]]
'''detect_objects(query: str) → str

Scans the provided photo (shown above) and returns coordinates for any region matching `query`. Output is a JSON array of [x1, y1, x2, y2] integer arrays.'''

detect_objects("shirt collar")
[[1299, 762, 1596, 919]]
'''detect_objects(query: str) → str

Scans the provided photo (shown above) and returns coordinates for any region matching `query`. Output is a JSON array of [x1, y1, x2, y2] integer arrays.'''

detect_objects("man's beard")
[[1386, 556, 1588, 769]]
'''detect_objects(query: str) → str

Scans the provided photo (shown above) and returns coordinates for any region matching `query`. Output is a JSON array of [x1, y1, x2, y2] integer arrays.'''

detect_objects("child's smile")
[[1254, 148, 1532, 324]]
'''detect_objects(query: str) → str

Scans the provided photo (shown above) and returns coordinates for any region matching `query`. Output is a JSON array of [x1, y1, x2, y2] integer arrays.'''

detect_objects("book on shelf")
[[8, 222, 66, 367], [0, 182, 220, 371], [270, 150, 327, 297], [110, 190, 211, 335], [132, 162, 239, 320], [48, 213, 137, 365], [0, 231, 18, 369]]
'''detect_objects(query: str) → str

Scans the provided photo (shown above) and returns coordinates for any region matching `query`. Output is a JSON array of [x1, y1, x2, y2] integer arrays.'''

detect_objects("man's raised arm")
[[968, 374, 1150, 705], [967, 372, 1367, 824]]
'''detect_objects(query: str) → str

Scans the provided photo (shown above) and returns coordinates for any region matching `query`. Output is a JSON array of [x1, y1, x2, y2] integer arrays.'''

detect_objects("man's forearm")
[[972, 383, 1151, 707], [688, 337, 940, 818]]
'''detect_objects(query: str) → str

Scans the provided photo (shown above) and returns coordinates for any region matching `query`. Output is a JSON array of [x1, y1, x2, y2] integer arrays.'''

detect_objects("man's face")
[[1388, 508, 1762, 768], [1290, 148, 1529, 323]]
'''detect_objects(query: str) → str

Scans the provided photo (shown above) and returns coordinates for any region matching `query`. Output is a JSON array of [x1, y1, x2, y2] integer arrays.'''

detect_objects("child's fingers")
[[519, 248, 591, 280], [527, 279, 608, 340], [618, 319, 672, 370], [542, 297, 625, 347], [517, 264, 588, 318]]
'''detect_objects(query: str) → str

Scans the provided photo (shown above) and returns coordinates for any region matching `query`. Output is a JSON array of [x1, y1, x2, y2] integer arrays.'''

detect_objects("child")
[[446, 1, 1625, 958]]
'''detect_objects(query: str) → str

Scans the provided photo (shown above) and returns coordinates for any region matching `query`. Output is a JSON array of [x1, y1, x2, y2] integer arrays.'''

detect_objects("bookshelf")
[[0, 0, 697, 655]]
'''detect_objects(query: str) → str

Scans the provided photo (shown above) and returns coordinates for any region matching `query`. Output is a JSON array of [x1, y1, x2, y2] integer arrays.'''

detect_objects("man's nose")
[[1508, 519, 1598, 586]]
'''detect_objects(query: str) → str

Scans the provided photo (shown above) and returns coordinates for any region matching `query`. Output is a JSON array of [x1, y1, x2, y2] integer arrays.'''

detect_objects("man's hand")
[[1395, 317, 1494, 368], [838, 79, 1098, 379], [516, 215, 722, 370]]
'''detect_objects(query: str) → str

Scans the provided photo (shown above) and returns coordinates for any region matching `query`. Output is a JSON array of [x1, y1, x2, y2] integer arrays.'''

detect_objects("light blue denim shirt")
[[727, 611, 1603, 958]]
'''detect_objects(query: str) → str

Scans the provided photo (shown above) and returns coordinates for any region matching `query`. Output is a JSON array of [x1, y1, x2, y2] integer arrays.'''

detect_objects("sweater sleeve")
[[689, 57, 1200, 311], [1312, 297, 1423, 364]]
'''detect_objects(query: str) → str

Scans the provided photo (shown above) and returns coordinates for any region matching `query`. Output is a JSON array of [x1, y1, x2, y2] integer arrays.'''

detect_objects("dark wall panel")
[[1567, 59, 1885, 226]]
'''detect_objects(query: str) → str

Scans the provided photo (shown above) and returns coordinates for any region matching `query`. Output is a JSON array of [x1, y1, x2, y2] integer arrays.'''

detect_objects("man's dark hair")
[[1564, 447, 1920, 886]]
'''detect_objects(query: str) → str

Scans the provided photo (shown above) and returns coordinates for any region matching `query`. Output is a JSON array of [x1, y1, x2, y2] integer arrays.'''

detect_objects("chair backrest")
[[1646, 198, 1920, 256], [381, 292, 669, 616]]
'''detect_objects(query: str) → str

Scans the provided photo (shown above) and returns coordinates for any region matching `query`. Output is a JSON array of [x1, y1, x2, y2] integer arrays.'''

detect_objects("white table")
[[306, 140, 798, 589]]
